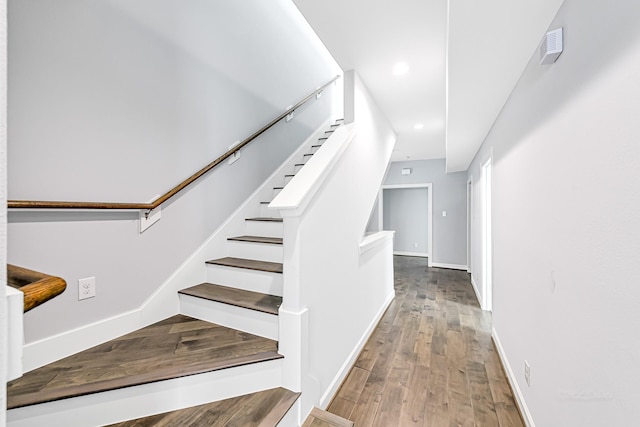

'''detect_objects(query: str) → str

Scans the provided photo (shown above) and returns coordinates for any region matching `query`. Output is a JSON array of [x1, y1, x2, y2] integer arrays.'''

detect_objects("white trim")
[[380, 183, 433, 268], [481, 156, 493, 311], [23, 309, 142, 372], [318, 291, 395, 409], [431, 262, 468, 270], [6, 286, 23, 380], [360, 231, 395, 255], [394, 251, 428, 258], [467, 175, 473, 274], [470, 275, 481, 306], [492, 328, 535, 427]]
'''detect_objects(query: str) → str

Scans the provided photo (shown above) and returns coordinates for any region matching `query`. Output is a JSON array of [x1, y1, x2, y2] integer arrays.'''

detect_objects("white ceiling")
[[293, 0, 564, 172]]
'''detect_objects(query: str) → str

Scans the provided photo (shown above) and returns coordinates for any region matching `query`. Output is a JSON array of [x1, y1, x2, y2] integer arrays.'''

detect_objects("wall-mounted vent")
[[540, 28, 563, 65]]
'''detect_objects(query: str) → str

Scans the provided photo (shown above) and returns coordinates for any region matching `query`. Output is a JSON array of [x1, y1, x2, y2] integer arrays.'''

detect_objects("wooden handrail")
[[7, 265, 67, 312], [8, 75, 341, 211]]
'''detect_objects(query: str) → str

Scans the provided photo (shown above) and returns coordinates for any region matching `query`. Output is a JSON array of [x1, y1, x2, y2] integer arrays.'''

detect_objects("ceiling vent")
[[540, 28, 563, 65]]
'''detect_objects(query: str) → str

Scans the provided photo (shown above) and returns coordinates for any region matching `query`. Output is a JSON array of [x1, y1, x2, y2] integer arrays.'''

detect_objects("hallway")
[[327, 256, 524, 426]]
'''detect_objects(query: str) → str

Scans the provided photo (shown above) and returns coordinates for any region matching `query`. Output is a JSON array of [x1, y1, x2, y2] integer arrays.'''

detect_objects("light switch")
[[442, 211, 447, 217]]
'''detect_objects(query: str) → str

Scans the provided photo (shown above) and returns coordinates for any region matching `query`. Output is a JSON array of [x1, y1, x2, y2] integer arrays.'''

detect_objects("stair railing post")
[[277, 214, 315, 422]]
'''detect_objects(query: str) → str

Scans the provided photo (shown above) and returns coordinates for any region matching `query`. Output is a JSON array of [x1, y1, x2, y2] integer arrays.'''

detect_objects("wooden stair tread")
[[179, 283, 282, 315], [245, 217, 283, 222], [302, 407, 354, 427], [107, 387, 300, 427], [206, 257, 283, 274], [228, 235, 283, 245], [7, 315, 281, 409]]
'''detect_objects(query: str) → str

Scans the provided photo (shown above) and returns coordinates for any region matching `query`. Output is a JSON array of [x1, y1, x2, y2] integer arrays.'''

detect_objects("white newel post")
[[277, 214, 312, 423]]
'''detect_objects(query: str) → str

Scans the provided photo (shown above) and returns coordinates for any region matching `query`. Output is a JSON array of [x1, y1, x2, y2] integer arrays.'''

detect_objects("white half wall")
[[467, 1, 640, 424], [273, 70, 397, 418]]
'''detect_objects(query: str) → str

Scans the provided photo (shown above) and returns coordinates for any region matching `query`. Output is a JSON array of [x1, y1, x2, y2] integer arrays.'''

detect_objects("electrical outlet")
[[524, 360, 531, 387], [78, 277, 96, 301]]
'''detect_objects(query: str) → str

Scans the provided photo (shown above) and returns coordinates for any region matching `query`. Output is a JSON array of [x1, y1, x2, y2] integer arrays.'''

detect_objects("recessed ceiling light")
[[393, 62, 409, 76], [413, 123, 424, 130]]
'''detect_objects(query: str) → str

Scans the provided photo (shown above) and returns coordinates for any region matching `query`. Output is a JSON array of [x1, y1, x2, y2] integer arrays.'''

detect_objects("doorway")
[[481, 158, 493, 311], [380, 183, 433, 267]]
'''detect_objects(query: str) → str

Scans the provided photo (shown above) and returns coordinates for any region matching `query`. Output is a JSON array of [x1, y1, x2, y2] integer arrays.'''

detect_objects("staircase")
[[6, 120, 345, 427]]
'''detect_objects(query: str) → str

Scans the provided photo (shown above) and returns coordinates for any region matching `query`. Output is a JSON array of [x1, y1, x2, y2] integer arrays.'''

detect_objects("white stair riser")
[[7, 359, 283, 427], [179, 294, 279, 340], [260, 203, 275, 218], [245, 220, 283, 238], [227, 240, 283, 263], [206, 265, 283, 296], [273, 187, 283, 198]]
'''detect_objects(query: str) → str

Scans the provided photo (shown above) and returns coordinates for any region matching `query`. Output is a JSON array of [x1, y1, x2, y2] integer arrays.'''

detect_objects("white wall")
[[7, 0, 341, 343], [385, 159, 467, 267], [1, 0, 7, 423], [468, 1, 640, 425], [446, 0, 563, 172]]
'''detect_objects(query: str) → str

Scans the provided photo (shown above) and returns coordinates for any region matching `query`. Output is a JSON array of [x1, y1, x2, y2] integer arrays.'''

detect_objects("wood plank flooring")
[[7, 315, 281, 409], [179, 283, 282, 315], [326, 256, 524, 427], [206, 257, 283, 274], [106, 387, 299, 427], [302, 407, 354, 427]]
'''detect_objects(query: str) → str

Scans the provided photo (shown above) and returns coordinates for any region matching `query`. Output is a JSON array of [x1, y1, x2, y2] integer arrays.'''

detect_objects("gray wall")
[[7, 0, 340, 342], [384, 159, 467, 267], [382, 187, 428, 255]]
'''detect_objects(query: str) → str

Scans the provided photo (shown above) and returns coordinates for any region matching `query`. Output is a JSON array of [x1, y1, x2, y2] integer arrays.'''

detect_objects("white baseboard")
[[470, 275, 481, 307], [492, 328, 535, 427], [318, 290, 395, 408], [23, 309, 143, 372], [393, 251, 428, 258], [431, 262, 468, 270]]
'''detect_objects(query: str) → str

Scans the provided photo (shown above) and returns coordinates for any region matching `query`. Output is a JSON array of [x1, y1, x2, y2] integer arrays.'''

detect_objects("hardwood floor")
[[7, 315, 281, 409], [327, 256, 524, 427], [106, 387, 299, 427]]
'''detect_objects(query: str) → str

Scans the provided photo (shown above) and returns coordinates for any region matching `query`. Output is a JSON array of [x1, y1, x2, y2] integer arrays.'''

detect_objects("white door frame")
[[379, 183, 433, 267], [481, 158, 493, 311], [467, 176, 473, 274]]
